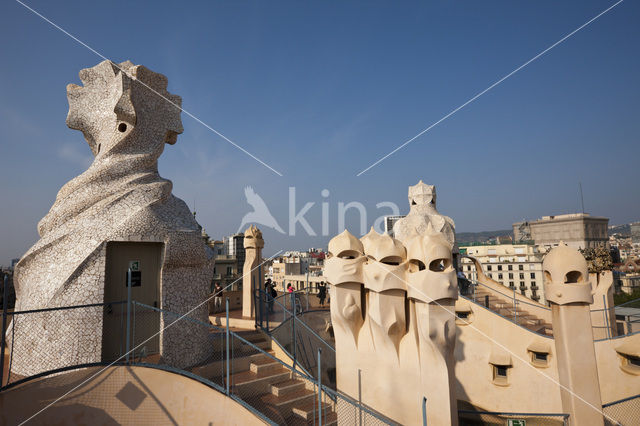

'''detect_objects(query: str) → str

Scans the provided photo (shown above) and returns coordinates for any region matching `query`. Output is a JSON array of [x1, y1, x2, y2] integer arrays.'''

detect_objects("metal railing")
[[603, 393, 640, 426], [590, 297, 640, 342], [255, 288, 337, 389], [460, 278, 553, 337], [1, 299, 127, 385], [0, 285, 393, 425]]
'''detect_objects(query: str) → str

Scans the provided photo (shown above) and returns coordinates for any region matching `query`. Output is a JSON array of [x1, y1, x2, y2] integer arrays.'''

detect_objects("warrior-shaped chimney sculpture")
[[543, 243, 604, 425], [393, 180, 456, 247], [326, 219, 458, 425], [242, 225, 264, 318], [9, 60, 213, 376]]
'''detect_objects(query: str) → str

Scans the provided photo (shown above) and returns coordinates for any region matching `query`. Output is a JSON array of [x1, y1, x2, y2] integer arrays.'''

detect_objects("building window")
[[498, 265, 502, 271], [456, 311, 469, 320], [508, 273, 513, 279], [534, 352, 547, 361], [618, 353, 640, 375], [518, 265, 524, 271], [529, 351, 550, 367], [508, 265, 513, 271], [492, 365, 510, 386], [498, 274, 503, 280], [509, 282, 514, 288], [519, 273, 525, 280], [226, 266, 233, 276], [530, 273, 536, 279], [487, 265, 492, 271]]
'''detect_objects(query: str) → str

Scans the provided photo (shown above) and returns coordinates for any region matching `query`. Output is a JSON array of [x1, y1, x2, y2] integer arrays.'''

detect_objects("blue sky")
[[1, 0, 639, 264]]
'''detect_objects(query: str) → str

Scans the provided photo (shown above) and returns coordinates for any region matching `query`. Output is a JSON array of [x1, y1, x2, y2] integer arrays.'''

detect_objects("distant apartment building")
[[631, 222, 640, 245], [618, 258, 640, 295], [208, 238, 241, 291], [272, 250, 327, 292], [459, 243, 546, 304], [384, 215, 406, 237], [513, 213, 609, 250], [224, 233, 246, 272]]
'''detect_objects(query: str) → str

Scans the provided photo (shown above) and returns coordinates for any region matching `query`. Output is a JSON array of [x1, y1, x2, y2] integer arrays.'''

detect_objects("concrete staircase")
[[471, 287, 553, 336], [192, 330, 338, 425]]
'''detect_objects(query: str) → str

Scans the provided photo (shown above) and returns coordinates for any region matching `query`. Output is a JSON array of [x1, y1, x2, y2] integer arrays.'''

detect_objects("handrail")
[[602, 393, 640, 408], [615, 297, 640, 309], [461, 255, 552, 318], [2, 299, 395, 424], [590, 297, 640, 313], [322, 386, 401, 425], [133, 301, 318, 382], [257, 289, 335, 353], [10, 300, 126, 315], [470, 279, 551, 311], [459, 293, 554, 339]]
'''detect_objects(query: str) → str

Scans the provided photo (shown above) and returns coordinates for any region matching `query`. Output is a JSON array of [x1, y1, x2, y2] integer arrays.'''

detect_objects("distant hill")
[[609, 223, 631, 236], [456, 229, 513, 244]]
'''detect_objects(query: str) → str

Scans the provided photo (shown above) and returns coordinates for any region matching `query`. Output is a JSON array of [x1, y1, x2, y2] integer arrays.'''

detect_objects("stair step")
[[256, 340, 271, 350], [241, 332, 267, 343], [231, 367, 291, 391], [250, 357, 282, 374], [292, 401, 333, 421], [262, 388, 315, 407], [271, 379, 306, 397]]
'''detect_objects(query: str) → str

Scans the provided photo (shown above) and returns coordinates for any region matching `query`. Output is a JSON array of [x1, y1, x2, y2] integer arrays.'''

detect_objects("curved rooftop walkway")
[[0, 365, 265, 425]]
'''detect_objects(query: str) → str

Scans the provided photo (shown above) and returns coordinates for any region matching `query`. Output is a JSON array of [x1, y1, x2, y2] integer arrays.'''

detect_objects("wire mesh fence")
[[2, 301, 126, 386], [591, 298, 640, 341], [255, 288, 337, 389], [603, 394, 640, 426], [457, 410, 569, 425], [460, 280, 553, 337], [130, 301, 394, 425]]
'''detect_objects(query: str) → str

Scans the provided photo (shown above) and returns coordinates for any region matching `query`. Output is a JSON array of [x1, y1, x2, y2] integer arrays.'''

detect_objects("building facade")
[[224, 233, 246, 272], [271, 250, 327, 292], [383, 215, 405, 237], [460, 242, 546, 303], [513, 213, 609, 250], [631, 222, 640, 245]]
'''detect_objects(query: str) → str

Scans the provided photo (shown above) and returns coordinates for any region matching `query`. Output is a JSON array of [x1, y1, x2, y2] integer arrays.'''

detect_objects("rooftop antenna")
[[579, 182, 585, 214]]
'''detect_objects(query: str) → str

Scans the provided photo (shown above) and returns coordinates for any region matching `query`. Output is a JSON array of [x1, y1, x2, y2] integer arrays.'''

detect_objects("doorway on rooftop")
[[102, 241, 163, 362]]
